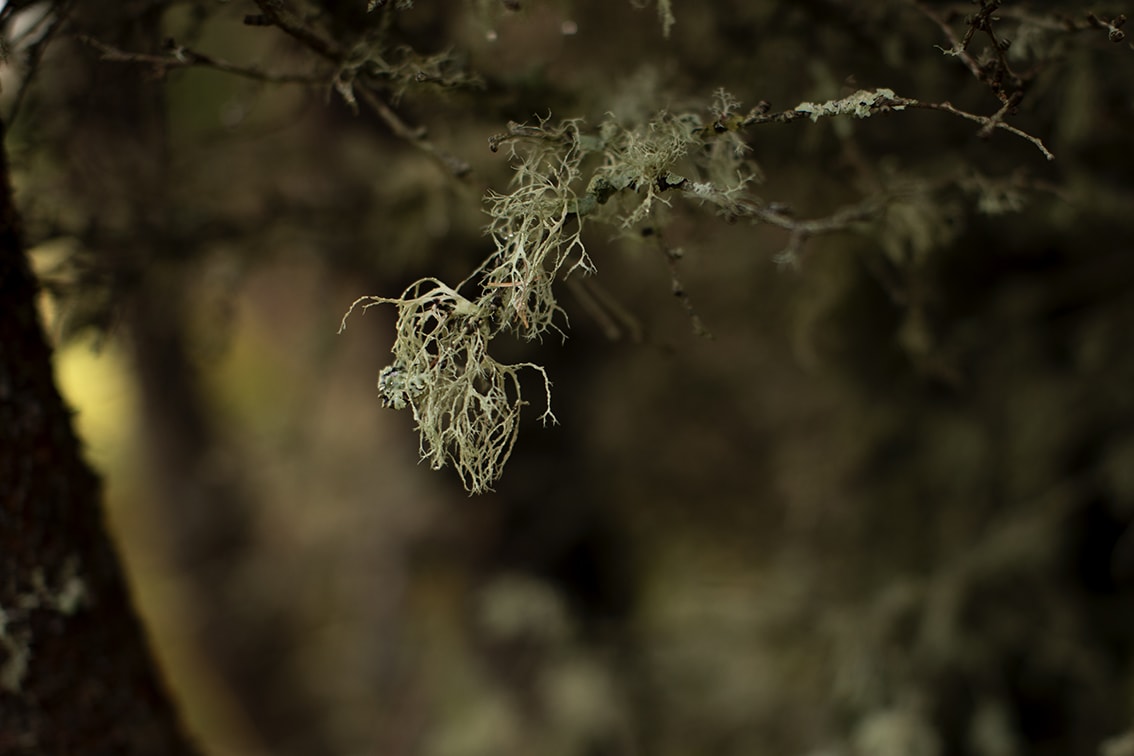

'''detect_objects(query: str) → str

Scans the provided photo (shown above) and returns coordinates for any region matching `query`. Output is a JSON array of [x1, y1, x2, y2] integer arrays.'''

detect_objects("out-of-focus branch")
[[354, 87, 472, 177], [79, 36, 324, 83], [244, 0, 475, 177], [80, 19, 475, 179], [731, 192, 894, 266], [247, 0, 343, 61]]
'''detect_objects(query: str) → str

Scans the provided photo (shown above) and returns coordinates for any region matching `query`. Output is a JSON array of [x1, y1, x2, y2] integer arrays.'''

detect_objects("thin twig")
[[905, 0, 1032, 106], [79, 34, 473, 178], [907, 0, 986, 81], [651, 230, 710, 338], [741, 91, 1054, 161], [238, 2, 473, 177], [78, 36, 323, 84], [905, 99, 1053, 161], [249, 0, 343, 61], [355, 87, 472, 178]]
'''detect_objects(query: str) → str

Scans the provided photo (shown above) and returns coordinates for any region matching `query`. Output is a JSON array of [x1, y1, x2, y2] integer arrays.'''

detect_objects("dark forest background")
[[2, 1, 1134, 754]]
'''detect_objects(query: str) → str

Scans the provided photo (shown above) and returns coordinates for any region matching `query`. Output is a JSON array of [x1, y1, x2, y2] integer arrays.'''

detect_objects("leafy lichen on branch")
[[802, 87, 906, 122]]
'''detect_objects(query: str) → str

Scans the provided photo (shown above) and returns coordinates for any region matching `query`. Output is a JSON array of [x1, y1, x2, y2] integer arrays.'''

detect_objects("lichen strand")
[[483, 119, 593, 339], [340, 280, 555, 494]]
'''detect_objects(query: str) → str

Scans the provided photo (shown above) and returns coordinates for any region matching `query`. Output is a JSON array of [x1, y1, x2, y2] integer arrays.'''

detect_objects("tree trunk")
[[0, 117, 195, 754]]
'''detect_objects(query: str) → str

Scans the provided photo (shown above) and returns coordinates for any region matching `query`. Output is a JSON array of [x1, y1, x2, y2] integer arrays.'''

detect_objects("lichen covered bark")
[[0, 118, 195, 754]]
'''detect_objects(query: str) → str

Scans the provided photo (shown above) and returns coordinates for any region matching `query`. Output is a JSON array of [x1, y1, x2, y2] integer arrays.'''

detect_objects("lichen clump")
[[342, 97, 766, 492], [341, 279, 554, 494]]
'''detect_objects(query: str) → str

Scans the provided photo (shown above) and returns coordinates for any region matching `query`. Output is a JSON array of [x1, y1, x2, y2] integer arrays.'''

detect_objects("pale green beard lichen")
[[341, 279, 554, 495], [341, 99, 766, 493], [482, 119, 594, 338]]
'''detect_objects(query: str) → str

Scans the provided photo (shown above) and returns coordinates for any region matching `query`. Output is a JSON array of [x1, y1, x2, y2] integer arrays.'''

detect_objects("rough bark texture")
[[0, 119, 195, 754]]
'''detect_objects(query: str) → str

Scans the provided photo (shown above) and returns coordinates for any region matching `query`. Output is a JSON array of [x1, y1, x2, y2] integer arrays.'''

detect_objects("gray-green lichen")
[[794, 88, 904, 122], [343, 96, 769, 493], [0, 558, 87, 692]]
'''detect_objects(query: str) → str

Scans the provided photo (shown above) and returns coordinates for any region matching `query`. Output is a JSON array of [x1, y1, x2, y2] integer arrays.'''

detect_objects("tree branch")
[[740, 90, 1054, 161], [247, 0, 343, 61], [78, 35, 324, 84]]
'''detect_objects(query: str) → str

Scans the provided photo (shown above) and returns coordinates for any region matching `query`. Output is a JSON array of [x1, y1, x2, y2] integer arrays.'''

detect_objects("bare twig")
[[79, 33, 473, 178], [645, 229, 710, 338], [741, 90, 1054, 161], [907, 0, 987, 81], [248, 0, 343, 61], [905, 0, 1032, 106], [731, 193, 891, 266], [926, 4, 1128, 42], [906, 99, 1053, 161], [1086, 12, 1128, 43], [78, 35, 324, 84], [242, 0, 472, 177], [355, 87, 472, 178], [564, 276, 644, 342]]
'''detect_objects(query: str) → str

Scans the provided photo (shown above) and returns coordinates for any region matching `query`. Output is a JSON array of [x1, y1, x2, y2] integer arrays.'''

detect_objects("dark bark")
[[0, 117, 196, 753]]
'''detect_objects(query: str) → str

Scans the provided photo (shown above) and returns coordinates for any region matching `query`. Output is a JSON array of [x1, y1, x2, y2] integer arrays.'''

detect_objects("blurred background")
[[8, 0, 1134, 753]]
